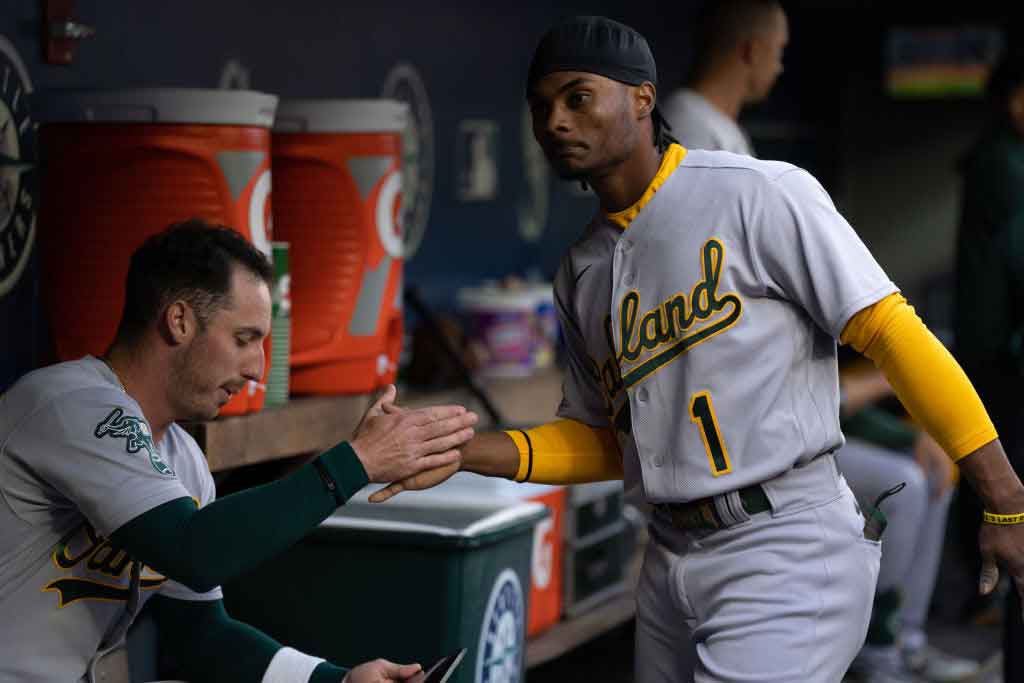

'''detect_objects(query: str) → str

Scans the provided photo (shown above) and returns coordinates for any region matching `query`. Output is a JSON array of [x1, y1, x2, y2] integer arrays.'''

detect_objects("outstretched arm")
[[111, 395, 477, 592], [369, 419, 621, 503]]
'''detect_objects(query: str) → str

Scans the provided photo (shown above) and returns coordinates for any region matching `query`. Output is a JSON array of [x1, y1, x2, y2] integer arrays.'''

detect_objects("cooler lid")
[[348, 472, 560, 505], [32, 88, 278, 127], [318, 499, 547, 548], [274, 98, 408, 133]]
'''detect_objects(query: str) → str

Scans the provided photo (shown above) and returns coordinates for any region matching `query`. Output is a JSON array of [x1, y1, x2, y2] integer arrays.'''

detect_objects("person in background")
[[838, 360, 979, 683], [661, 0, 788, 156], [0, 219, 479, 683], [953, 45, 1024, 683]]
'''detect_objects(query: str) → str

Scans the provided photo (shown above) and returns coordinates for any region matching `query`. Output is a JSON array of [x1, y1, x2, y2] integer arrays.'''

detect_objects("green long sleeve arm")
[[110, 442, 368, 592], [148, 594, 348, 682]]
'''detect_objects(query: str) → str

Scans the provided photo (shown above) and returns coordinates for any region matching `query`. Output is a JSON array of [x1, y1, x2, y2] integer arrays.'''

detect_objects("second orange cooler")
[[272, 99, 408, 395]]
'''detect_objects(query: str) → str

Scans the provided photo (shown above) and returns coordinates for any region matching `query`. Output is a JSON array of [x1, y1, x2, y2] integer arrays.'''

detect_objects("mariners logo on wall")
[[0, 35, 36, 298], [476, 568, 525, 683], [381, 62, 433, 259]]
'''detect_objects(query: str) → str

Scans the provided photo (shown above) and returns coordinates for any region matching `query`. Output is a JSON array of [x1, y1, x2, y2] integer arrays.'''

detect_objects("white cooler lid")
[[274, 98, 408, 133], [33, 88, 278, 127], [322, 499, 546, 539], [352, 471, 560, 507]]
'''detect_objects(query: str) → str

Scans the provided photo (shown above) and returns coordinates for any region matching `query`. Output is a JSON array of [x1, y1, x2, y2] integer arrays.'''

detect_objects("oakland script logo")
[[43, 523, 167, 607], [600, 238, 743, 399]]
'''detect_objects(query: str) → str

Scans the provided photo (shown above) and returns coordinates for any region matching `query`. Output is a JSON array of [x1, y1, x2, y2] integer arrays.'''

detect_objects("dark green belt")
[[655, 485, 771, 531]]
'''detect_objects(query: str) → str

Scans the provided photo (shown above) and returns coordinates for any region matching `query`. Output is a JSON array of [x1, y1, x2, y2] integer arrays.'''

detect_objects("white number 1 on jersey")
[[690, 391, 733, 477]]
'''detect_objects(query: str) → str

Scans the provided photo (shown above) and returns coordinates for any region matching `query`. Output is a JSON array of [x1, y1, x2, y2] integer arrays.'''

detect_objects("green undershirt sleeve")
[[149, 595, 349, 682], [110, 442, 368, 592], [841, 406, 918, 453]]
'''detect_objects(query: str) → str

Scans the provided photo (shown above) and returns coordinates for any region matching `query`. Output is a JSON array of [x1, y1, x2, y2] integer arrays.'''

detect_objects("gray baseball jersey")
[[660, 89, 755, 156], [0, 356, 222, 682], [555, 147, 897, 504]]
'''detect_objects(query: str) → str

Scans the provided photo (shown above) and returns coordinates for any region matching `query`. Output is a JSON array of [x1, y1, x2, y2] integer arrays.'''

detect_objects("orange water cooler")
[[521, 483, 567, 636], [271, 99, 407, 394], [34, 88, 277, 416]]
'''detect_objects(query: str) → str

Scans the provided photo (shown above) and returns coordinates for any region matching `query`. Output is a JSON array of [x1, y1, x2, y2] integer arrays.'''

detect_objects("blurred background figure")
[[837, 357, 979, 683], [661, 0, 788, 156], [953, 45, 1024, 683]]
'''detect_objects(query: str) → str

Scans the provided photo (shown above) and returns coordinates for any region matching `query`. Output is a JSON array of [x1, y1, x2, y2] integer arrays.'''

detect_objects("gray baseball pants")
[[635, 454, 880, 682]]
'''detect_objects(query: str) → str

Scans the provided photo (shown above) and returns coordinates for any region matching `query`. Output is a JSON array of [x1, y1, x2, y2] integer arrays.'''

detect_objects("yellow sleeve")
[[840, 293, 997, 461], [504, 419, 623, 484]]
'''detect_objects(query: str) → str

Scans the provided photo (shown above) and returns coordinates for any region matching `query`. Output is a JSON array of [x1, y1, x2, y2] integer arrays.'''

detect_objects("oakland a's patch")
[[94, 408, 175, 476]]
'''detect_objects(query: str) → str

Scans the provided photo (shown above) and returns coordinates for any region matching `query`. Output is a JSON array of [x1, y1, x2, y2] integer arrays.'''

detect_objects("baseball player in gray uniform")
[[0, 220, 478, 682], [371, 16, 1024, 683], [0, 356, 227, 681]]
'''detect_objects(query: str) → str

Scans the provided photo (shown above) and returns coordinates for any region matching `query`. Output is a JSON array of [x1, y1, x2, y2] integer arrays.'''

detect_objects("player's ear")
[[162, 300, 194, 345], [633, 82, 656, 120]]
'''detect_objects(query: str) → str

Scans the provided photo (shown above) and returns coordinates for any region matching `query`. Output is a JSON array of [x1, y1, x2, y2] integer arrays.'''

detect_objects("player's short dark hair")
[[689, 0, 783, 83], [114, 218, 273, 344]]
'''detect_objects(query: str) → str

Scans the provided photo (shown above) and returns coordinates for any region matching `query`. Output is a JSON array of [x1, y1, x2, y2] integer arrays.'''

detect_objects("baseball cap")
[[526, 16, 658, 94]]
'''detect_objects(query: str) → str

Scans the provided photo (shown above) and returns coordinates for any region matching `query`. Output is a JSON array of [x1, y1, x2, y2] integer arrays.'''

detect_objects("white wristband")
[[261, 646, 326, 683]]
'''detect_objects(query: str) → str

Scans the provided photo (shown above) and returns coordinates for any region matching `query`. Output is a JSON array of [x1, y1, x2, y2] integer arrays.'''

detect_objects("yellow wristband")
[[982, 511, 1024, 525]]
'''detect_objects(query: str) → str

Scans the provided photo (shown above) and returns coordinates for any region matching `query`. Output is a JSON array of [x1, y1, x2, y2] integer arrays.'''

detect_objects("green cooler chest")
[[224, 498, 548, 683]]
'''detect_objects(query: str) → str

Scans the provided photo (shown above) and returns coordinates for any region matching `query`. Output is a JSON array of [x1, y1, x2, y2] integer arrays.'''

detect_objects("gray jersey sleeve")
[[554, 258, 611, 428], [7, 386, 191, 538], [749, 168, 897, 338]]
